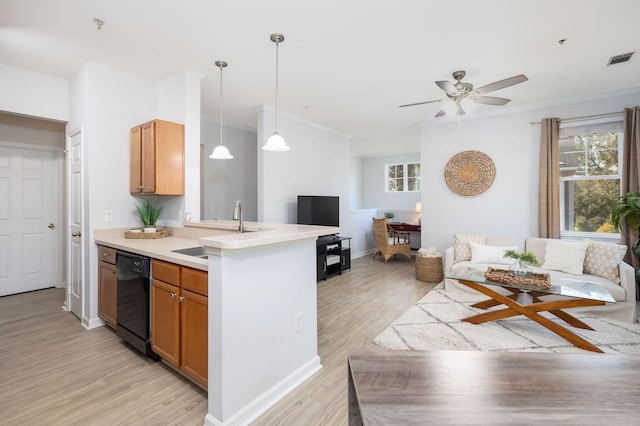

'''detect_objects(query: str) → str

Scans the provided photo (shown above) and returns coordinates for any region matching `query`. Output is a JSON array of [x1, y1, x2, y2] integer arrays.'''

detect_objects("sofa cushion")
[[524, 238, 548, 265], [454, 234, 487, 262], [541, 240, 587, 275], [469, 241, 517, 265], [583, 240, 627, 284]]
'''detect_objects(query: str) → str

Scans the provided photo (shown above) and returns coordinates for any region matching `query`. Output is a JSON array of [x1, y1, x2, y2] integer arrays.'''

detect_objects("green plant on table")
[[135, 199, 162, 227], [503, 249, 539, 266], [384, 211, 395, 219]]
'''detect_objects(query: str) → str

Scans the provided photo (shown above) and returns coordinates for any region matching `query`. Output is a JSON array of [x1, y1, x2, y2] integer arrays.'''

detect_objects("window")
[[386, 162, 421, 192], [559, 119, 623, 236]]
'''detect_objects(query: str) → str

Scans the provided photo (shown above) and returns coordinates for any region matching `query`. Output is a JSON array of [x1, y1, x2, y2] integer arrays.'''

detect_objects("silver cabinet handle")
[[179, 296, 184, 302], [170, 292, 176, 298]]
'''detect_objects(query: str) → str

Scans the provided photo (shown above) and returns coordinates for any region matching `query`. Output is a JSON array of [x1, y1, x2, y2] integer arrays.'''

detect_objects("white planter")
[[143, 227, 156, 233]]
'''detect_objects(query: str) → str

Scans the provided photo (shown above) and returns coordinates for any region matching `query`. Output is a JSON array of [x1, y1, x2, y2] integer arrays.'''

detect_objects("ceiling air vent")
[[607, 51, 634, 66]]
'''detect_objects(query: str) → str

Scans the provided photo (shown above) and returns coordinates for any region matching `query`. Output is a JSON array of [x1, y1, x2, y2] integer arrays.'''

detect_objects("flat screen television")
[[297, 195, 339, 227]]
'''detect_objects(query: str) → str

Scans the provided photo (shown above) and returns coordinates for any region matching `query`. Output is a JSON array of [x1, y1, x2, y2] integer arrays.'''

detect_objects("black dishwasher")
[[115, 250, 157, 359]]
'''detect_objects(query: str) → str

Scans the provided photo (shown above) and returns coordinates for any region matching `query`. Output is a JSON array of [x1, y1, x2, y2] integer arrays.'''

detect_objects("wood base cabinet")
[[97, 245, 117, 327], [151, 259, 208, 388]]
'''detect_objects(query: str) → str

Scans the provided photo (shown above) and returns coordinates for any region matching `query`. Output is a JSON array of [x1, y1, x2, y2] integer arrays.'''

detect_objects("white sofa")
[[444, 236, 637, 324]]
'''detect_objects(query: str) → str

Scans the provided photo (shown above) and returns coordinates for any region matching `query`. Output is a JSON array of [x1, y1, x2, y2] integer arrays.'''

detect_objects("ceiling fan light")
[[460, 98, 477, 113], [210, 144, 234, 159], [263, 131, 290, 151]]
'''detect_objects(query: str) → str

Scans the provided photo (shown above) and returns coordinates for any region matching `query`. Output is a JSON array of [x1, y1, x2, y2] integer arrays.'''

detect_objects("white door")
[[0, 146, 57, 296], [67, 129, 83, 320]]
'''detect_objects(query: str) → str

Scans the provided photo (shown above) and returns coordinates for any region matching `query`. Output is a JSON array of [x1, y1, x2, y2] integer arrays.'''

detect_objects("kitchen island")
[[96, 220, 338, 426]]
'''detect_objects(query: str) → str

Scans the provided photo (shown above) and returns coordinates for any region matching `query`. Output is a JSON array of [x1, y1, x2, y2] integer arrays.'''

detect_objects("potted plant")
[[135, 199, 162, 233], [611, 191, 640, 283], [503, 249, 539, 278], [384, 211, 395, 220]]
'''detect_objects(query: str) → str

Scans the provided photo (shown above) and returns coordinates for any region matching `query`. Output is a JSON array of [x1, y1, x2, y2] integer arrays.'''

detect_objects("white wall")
[[0, 112, 65, 147], [421, 89, 640, 253], [158, 70, 202, 224], [201, 117, 258, 221], [256, 105, 351, 224], [349, 156, 363, 209], [0, 64, 69, 122], [361, 152, 421, 210]]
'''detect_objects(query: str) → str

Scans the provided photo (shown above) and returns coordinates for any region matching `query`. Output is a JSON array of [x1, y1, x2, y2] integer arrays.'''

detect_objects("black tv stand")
[[316, 235, 351, 281]]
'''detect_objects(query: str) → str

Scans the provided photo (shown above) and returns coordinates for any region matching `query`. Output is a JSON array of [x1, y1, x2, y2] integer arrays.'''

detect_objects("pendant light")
[[262, 33, 290, 152], [209, 60, 234, 160]]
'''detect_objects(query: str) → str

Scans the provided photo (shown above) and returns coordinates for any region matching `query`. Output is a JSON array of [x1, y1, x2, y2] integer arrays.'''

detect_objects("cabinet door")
[[130, 126, 142, 193], [151, 279, 180, 367], [140, 121, 156, 193], [317, 255, 327, 281], [154, 120, 184, 195], [181, 289, 208, 388], [98, 260, 117, 327]]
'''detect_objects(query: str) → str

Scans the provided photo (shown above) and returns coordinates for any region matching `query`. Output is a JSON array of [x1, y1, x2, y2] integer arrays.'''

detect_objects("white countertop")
[[94, 221, 339, 270], [189, 220, 339, 250]]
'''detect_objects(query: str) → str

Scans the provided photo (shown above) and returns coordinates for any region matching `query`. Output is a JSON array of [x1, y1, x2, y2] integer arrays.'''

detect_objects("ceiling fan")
[[399, 70, 528, 117]]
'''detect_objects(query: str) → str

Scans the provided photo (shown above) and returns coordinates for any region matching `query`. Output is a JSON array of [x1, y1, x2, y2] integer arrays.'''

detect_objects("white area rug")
[[374, 287, 640, 354]]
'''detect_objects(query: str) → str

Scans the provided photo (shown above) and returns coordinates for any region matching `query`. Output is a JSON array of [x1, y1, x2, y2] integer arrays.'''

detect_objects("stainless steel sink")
[[171, 246, 208, 258]]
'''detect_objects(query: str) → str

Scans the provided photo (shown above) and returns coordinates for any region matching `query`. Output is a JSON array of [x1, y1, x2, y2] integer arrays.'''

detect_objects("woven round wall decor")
[[444, 150, 496, 196]]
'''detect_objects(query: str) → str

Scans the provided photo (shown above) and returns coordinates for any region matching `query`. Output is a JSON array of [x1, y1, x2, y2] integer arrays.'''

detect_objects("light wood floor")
[[0, 255, 435, 425]]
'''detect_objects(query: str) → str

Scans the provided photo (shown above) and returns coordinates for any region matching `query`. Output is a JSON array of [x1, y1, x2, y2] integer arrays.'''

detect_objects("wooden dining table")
[[348, 349, 640, 425]]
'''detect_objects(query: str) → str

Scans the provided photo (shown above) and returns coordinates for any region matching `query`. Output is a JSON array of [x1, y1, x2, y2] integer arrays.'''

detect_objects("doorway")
[[0, 143, 63, 296]]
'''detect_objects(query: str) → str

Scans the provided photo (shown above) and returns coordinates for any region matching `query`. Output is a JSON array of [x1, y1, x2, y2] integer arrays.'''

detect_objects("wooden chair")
[[372, 217, 412, 263]]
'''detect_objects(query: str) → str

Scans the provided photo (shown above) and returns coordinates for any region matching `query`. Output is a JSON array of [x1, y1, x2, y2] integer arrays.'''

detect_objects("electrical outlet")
[[104, 210, 113, 222], [294, 313, 302, 333]]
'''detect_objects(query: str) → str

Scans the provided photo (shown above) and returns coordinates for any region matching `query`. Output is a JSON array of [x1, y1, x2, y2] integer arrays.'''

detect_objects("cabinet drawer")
[[181, 267, 208, 296], [98, 245, 116, 265], [152, 259, 181, 285]]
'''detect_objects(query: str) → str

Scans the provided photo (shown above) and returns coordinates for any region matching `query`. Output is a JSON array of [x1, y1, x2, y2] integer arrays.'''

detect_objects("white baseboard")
[[82, 316, 106, 330], [204, 357, 322, 426]]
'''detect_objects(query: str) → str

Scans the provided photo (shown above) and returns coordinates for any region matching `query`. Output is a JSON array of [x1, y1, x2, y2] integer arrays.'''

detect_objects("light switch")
[[104, 210, 113, 222]]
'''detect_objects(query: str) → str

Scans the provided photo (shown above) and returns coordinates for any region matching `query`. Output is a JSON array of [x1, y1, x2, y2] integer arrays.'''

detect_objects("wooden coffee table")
[[447, 270, 616, 353], [348, 350, 640, 425]]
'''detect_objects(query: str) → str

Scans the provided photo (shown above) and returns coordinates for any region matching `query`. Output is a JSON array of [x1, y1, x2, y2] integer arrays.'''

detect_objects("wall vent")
[[607, 52, 635, 66]]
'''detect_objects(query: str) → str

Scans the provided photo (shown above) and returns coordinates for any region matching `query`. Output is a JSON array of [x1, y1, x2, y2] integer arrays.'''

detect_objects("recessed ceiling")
[[1, 0, 639, 156]]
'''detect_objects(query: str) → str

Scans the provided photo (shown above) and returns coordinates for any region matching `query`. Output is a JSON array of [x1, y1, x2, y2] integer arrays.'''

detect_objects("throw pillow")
[[469, 241, 517, 265], [454, 234, 487, 262], [583, 240, 627, 284], [541, 240, 587, 275]]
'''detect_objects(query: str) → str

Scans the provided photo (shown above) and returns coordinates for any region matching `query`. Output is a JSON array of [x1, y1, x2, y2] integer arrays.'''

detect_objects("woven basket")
[[444, 150, 496, 196], [124, 229, 170, 239], [416, 256, 443, 283]]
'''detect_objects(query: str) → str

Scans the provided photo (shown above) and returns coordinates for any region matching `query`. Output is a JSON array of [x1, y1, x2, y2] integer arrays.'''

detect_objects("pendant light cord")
[[219, 64, 223, 146], [274, 40, 280, 133]]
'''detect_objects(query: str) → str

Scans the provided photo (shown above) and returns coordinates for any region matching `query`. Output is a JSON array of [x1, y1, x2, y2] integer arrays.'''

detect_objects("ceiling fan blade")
[[435, 109, 447, 118], [474, 74, 528, 94], [398, 99, 442, 108], [473, 96, 511, 106], [435, 80, 457, 94]]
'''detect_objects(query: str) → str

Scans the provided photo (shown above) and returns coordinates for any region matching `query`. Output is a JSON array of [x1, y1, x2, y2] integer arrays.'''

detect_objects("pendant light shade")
[[209, 60, 234, 160], [262, 33, 290, 152]]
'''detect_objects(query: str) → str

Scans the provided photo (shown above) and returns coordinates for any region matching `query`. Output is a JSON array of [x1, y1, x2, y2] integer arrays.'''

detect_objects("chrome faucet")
[[233, 200, 244, 233]]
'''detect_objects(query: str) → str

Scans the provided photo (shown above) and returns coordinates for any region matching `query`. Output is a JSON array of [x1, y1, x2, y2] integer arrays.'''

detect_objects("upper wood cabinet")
[[130, 119, 184, 195]]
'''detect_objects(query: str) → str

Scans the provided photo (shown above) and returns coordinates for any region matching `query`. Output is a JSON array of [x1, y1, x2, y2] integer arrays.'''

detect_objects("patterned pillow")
[[454, 234, 487, 262], [583, 240, 627, 284]]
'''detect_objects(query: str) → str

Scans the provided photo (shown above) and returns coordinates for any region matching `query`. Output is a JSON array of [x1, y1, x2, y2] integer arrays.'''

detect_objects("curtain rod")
[[529, 111, 624, 125]]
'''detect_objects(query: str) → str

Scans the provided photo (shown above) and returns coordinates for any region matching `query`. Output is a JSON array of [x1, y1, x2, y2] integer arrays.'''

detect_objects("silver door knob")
[[48, 223, 55, 229], [71, 231, 81, 237]]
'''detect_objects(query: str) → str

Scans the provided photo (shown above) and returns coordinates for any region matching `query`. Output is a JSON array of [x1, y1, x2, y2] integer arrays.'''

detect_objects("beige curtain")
[[538, 118, 561, 239], [621, 106, 640, 269]]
